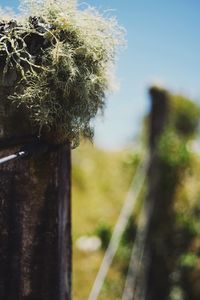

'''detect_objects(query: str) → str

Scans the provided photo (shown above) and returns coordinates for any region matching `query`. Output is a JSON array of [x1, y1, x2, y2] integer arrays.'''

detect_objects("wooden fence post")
[[142, 86, 174, 300], [0, 79, 71, 299], [120, 86, 170, 300]]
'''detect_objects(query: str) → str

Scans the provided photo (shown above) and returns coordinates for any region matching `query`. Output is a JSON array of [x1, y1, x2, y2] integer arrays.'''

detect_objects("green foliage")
[[122, 152, 141, 169], [180, 253, 199, 269], [101, 279, 123, 300], [176, 212, 200, 237], [115, 218, 136, 275], [158, 129, 190, 169], [169, 285, 185, 300], [72, 143, 134, 299], [154, 89, 200, 298], [157, 92, 200, 171], [0, 0, 125, 147], [171, 95, 200, 138], [95, 223, 111, 249], [121, 217, 136, 246]]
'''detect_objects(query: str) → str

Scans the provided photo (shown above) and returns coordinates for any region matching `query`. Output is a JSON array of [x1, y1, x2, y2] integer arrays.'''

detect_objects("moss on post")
[[0, 1, 123, 298], [0, 56, 71, 299]]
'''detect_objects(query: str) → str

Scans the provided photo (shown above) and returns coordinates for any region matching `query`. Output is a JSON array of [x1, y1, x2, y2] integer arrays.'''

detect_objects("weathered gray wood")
[[0, 142, 71, 300], [0, 21, 72, 299], [143, 87, 172, 300]]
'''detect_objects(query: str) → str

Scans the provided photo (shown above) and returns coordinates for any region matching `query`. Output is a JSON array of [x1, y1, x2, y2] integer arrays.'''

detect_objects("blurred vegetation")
[[149, 88, 200, 300], [72, 141, 137, 300], [72, 90, 200, 300], [95, 223, 111, 250]]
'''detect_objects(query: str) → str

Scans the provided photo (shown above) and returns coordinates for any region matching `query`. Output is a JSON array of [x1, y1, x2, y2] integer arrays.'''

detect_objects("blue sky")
[[1, 0, 200, 149]]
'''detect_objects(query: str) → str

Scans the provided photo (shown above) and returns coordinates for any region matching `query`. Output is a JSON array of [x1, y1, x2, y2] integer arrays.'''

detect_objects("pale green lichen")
[[0, 0, 125, 147]]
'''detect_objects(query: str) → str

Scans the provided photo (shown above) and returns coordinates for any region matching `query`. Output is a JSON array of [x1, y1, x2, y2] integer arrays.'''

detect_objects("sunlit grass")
[[72, 141, 135, 299]]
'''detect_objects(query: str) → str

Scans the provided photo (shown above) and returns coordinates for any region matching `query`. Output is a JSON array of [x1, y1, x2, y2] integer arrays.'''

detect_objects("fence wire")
[[122, 195, 154, 300], [0, 139, 51, 165], [88, 155, 149, 300], [0, 150, 26, 165]]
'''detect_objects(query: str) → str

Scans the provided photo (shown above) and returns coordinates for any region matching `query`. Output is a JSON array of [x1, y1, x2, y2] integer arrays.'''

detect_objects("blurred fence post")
[[139, 87, 171, 300], [148, 86, 169, 151], [128, 87, 169, 300], [122, 87, 170, 300], [0, 75, 71, 299]]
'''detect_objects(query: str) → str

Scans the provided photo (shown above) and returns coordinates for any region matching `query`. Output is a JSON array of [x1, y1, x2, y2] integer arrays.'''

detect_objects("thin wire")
[[0, 139, 52, 165], [134, 247, 150, 300], [0, 151, 26, 165], [122, 180, 156, 300], [88, 155, 149, 300]]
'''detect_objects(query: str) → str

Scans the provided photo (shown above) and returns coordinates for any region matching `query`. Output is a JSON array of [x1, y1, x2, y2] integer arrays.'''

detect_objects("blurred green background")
[[72, 88, 200, 300]]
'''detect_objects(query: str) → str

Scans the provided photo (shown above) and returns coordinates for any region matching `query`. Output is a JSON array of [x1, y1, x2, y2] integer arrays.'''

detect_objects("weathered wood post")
[[143, 86, 171, 300], [0, 36, 71, 300], [134, 87, 200, 300], [0, 1, 123, 297], [143, 86, 192, 300], [122, 87, 170, 300]]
